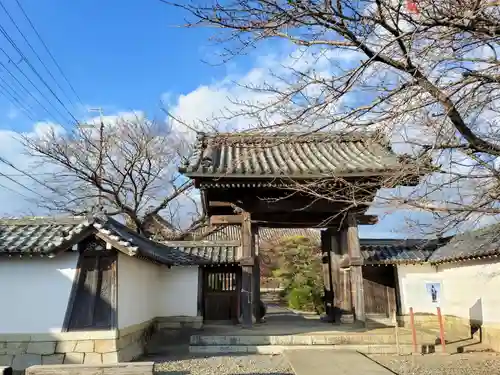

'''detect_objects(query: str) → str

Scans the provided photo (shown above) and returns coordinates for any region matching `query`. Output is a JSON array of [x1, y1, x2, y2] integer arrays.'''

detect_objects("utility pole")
[[78, 107, 105, 212]]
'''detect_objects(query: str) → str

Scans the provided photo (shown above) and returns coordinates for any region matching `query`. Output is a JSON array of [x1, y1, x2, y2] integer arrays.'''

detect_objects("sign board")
[[425, 282, 442, 305]]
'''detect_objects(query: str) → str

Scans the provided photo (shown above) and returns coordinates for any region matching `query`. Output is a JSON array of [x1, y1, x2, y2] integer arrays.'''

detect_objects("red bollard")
[[409, 307, 418, 353], [437, 307, 446, 353]]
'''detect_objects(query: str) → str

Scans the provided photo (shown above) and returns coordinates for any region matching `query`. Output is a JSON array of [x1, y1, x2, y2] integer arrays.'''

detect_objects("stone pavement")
[[284, 349, 394, 375]]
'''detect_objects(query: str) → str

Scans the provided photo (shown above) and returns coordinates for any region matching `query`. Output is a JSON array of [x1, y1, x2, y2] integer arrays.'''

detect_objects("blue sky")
[[0, 0, 237, 131], [0, 0, 441, 238]]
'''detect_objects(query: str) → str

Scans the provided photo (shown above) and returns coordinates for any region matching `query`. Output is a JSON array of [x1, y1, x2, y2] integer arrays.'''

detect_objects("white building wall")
[[397, 259, 500, 324], [157, 266, 199, 317], [117, 254, 200, 329], [437, 260, 500, 324], [397, 263, 438, 315], [0, 253, 78, 333], [117, 253, 160, 329]]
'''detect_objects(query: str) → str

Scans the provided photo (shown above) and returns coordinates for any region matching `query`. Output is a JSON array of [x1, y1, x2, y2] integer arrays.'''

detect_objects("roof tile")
[[180, 132, 422, 179], [428, 224, 500, 263], [0, 216, 239, 265]]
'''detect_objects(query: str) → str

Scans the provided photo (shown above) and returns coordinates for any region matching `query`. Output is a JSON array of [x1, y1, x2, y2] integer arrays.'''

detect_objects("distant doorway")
[[202, 266, 240, 322], [363, 265, 397, 317]]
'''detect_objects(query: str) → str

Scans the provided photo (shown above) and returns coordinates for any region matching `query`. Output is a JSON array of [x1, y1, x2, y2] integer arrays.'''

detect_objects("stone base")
[[156, 316, 203, 330], [397, 314, 500, 352], [0, 316, 201, 373], [25, 362, 154, 375], [0, 331, 119, 373]]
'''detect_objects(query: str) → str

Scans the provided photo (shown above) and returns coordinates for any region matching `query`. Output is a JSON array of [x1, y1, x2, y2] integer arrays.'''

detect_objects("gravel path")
[[369, 353, 500, 375], [154, 353, 294, 375]]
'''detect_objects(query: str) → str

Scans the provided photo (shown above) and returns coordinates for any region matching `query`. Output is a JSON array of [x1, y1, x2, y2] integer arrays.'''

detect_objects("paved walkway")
[[284, 350, 394, 375]]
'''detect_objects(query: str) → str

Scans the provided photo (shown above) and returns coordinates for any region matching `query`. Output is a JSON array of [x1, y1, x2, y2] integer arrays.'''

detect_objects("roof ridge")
[[199, 130, 384, 142], [0, 215, 90, 226]]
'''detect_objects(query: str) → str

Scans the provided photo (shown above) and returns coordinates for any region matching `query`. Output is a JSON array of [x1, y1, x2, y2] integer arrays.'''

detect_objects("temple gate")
[[180, 132, 427, 327]]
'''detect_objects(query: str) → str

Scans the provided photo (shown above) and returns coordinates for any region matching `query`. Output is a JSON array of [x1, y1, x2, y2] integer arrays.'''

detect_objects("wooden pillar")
[[240, 212, 254, 328], [197, 267, 204, 318], [321, 229, 342, 322], [252, 224, 262, 322], [320, 230, 334, 321], [329, 229, 342, 322], [347, 213, 366, 325], [338, 229, 353, 315]]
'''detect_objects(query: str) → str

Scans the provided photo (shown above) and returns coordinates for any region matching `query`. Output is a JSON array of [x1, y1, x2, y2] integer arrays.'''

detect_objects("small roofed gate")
[[203, 266, 241, 322]]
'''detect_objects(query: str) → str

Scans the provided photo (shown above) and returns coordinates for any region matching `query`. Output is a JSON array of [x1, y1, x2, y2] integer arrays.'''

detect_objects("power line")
[[0, 0, 81, 111], [0, 172, 57, 177], [0, 76, 36, 121], [0, 171, 46, 198], [13, 0, 84, 107], [0, 57, 61, 122], [0, 23, 79, 125], [0, 46, 70, 124], [0, 155, 59, 194], [0, 179, 32, 200]]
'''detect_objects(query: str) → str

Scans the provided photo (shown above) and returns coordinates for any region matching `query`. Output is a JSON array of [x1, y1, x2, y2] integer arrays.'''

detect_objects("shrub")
[[272, 236, 325, 314]]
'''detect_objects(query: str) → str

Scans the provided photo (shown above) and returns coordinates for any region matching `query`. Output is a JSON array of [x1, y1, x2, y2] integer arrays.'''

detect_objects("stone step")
[[189, 333, 436, 346], [189, 344, 415, 355]]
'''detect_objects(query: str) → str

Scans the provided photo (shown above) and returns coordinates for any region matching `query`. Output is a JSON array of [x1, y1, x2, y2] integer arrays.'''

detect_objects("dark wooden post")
[[339, 229, 352, 315], [321, 230, 334, 321], [252, 224, 262, 322], [328, 229, 342, 322], [240, 212, 254, 328], [197, 267, 204, 318], [347, 213, 366, 325]]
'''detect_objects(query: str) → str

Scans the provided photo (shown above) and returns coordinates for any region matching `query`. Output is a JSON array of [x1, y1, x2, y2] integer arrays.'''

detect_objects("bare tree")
[[22, 115, 205, 236], [163, 0, 500, 235]]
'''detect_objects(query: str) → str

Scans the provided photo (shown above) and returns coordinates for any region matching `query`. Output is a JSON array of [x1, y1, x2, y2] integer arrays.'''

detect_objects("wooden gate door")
[[203, 266, 240, 322], [363, 266, 397, 317]]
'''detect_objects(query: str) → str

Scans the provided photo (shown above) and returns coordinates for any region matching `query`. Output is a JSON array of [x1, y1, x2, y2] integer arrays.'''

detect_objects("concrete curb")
[[25, 362, 154, 375], [189, 344, 415, 355]]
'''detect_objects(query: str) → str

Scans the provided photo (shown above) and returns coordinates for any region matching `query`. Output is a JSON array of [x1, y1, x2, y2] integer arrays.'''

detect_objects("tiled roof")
[[180, 132, 421, 179], [428, 225, 500, 264], [0, 216, 95, 256], [162, 241, 239, 264], [96, 219, 239, 265], [193, 225, 439, 265], [193, 225, 321, 246], [0, 216, 239, 265], [360, 239, 442, 265]]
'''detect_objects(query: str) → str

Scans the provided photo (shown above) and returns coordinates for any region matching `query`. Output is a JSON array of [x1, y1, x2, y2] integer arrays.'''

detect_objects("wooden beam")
[[62, 252, 84, 332], [210, 214, 244, 225], [209, 201, 235, 207], [251, 214, 378, 227], [242, 199, 371, 214]]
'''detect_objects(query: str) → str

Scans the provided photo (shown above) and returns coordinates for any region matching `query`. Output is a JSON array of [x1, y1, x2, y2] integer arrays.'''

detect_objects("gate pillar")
[[240, 212, 254, 328], [347, 213, 366, 325], [251, 224, 262, 322]]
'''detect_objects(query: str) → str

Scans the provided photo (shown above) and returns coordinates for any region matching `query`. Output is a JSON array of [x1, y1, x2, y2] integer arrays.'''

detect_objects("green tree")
[[273, 236, 324, 314]]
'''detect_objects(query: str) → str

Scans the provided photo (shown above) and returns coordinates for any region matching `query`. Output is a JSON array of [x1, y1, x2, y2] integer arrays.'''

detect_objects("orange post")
[[409, 307, 418, 353], [437, 307, 446, 352]]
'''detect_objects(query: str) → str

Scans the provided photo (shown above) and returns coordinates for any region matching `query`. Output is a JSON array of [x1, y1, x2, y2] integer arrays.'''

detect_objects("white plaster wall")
[[117, 256, 200, 328], [397, 264, 438, 315], [0, 253, 78, 333], [437, 260, 500, 324], [397, 260, 500, 324], [157, 266, 199, 317], [117, 253, 161, 329]]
